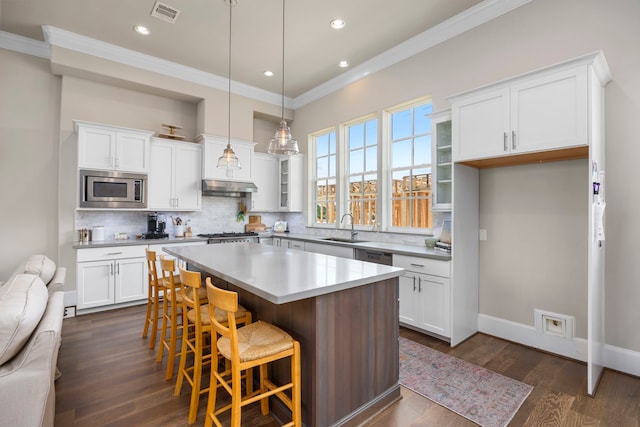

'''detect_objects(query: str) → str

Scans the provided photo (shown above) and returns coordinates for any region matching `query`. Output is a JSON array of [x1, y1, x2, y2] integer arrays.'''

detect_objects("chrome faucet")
[[341, 213, 358, 241]]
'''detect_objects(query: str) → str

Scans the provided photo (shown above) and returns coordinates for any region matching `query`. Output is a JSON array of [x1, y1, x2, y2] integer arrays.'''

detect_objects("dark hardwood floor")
[[55, 305, 640, 426]]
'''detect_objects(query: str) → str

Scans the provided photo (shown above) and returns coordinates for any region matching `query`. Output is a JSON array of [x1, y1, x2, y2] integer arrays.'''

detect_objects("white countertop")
[[263, 232, 451, 260], [164, 242, 404, 304]]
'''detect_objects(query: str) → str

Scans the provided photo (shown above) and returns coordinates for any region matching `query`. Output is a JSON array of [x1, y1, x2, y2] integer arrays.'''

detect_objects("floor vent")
[[150, 1, 181, 24]]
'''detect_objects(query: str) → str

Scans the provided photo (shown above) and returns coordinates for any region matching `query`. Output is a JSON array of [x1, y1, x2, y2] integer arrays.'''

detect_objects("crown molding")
[[0, 30, 50, 59], [41, 25, 292, 108], [293, 0, 532, 108], [3, 0, 530, 110]]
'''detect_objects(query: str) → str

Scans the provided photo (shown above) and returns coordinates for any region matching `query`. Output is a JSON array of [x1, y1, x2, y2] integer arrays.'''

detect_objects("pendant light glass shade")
[[267, 0, 299, 155], [268, 119, 299, 155], [217, 0, 241, 175]]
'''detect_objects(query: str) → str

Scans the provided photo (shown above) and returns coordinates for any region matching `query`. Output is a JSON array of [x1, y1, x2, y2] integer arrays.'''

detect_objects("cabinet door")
[[115, 257, 148, 303], [431, 112, 452, 211], [116, 131, 150, 173], [304, 242, 353, 258], [78, 126, 116, 170], [250, 154, 278, 211], [173, 143, 202, 210], [148, 140, 174, 209], [77, 260, 114, 309], [278, 155, 304, 212], [398, 273, 420, 327], [511, 67, 588, 154], [418, 273, 451, 337], [453, 88, 510, 162]]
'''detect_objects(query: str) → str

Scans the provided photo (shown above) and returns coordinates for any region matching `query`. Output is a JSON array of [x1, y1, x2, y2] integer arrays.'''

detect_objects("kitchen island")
[[164, 242, 404, 427]]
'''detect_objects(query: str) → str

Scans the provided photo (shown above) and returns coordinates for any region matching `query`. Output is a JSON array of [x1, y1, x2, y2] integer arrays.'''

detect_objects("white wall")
[[0, 50, 61, 279], [293, 0, 640, 352]]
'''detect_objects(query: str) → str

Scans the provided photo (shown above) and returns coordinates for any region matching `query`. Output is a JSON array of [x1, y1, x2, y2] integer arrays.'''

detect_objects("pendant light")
[[267, 0, 299, 155], [217, 0, 241, 177]]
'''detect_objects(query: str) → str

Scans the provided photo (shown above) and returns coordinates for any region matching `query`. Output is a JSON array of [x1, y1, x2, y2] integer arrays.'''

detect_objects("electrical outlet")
[[479, 229, 487, 241], [63, 306, 76, 318]]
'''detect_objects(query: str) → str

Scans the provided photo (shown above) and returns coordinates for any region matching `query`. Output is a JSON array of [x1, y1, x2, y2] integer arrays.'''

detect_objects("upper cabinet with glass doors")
[[430, 111, 452, 211]]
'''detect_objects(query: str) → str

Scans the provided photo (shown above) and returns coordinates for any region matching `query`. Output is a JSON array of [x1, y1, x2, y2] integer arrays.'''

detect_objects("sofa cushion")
[[0, 274, 48, 365], [23, 255, 57, 286]]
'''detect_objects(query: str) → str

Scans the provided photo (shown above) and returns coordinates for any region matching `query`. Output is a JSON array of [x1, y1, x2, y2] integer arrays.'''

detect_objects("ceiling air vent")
[[150, 1, 181, 24]]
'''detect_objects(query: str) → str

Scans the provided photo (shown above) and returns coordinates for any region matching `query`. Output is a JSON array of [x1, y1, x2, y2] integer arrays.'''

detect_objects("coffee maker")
[[144, 212, 168, 239]]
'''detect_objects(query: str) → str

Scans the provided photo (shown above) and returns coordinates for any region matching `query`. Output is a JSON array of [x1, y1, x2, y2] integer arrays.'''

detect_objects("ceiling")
[[1, 0, 489, 99]]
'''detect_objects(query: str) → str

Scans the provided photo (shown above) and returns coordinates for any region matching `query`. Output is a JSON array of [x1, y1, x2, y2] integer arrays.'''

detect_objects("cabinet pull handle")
[[410, 263, 424, 268], [116, 262, 120, 275], [413, 276, 416, 291], [418, 277, 422, 292], [106, 252, 123, 256], [503, 132, 508, 151], [512, 131, 516, 150], [110, 263, 114, 275]]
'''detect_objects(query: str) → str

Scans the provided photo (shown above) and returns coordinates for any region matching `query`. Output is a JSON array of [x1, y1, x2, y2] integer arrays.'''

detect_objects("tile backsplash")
[[75, 196, 450, 245]]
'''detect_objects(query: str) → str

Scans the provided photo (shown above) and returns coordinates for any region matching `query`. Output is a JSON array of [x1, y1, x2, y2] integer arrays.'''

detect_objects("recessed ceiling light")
[[264, 70, 274, 77], [330, 18, 346, 29], [338, 60, 349, 68], [134, 25, 150, 35]]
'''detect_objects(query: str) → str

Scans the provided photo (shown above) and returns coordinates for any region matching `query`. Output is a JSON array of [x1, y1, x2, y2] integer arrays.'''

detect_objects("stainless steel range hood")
[[201, 179, 257, 197]]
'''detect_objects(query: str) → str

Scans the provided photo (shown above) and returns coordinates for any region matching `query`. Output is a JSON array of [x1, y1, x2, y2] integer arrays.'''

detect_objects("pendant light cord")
[[280, 0, 285, 121], [227, 1, 233, 148]]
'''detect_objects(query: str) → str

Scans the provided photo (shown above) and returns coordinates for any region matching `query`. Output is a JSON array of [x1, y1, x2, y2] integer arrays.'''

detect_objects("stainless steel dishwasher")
[[354, 248, 393, 265]]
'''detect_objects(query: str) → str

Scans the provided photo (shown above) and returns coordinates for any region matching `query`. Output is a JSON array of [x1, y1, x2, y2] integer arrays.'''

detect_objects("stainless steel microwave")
[[80, 170, 147, 208]]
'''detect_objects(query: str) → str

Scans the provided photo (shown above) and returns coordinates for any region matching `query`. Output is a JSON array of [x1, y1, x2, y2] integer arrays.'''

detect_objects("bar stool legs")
[[204, 281, 302, 427], [142, 248, 162, 350]]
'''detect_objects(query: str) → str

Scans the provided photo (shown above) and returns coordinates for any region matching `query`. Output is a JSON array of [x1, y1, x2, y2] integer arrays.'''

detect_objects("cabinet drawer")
[[77, 245, 147, 262], [393, 254, 450, 278]]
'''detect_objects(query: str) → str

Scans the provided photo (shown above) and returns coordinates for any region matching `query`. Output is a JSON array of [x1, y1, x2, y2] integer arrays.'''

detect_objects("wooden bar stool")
[[142, 248, 162, 349], [156, 255, 199, 380], [174, 267, 251, 425], [204, 280, 301, 427]]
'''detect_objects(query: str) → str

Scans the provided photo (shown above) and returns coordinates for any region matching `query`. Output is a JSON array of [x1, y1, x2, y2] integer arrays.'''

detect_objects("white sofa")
[[0, 255, 66, 427]]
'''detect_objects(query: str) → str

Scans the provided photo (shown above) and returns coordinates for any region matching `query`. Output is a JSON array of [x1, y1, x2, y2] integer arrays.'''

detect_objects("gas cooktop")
[[197, 232, 259, 238]]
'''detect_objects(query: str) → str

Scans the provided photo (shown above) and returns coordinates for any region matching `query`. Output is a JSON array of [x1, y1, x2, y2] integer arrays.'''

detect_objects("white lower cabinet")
[[280, 238, 304, 250], [304, 242, 354, 259], [394, 255, 451, 338], [76, 245, 148, 310]]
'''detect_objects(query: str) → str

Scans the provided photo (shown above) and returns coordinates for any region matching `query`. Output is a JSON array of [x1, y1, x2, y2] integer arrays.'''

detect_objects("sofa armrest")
[[0, 291, 64, 427], [47, 267, 66, 294]]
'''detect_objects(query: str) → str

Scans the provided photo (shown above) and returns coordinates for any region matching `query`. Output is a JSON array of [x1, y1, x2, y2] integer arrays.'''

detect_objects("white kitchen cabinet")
[[394, 254, 451, 338], [198, 134, 255, 182], [451, 64, 588, 163], [249, 153, 279, 211], [148, 138, 201, 211], [75, 120, 153, 173], [431, 111, 452, 211], [76, 245, 148, 310], [279, 237, 304, 250], [304, 242, 353, 259], [279, 154, 304, 212]]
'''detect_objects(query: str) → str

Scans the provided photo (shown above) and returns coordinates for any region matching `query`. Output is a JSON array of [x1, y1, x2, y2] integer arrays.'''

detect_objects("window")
[[346, 117, 378, 226], [308, 97, 433, 233], [312, 130, 337, 224], [388, 100, 433, 230]]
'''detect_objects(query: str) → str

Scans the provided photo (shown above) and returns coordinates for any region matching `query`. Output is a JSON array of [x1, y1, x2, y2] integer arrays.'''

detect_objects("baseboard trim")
[[478, 314, 640, 378], [604, 344, 640, 377], [478, 313, 588, 362]]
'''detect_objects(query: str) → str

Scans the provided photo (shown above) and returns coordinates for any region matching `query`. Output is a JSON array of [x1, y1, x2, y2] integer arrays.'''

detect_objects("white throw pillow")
[[0, 274, 48, 365], [23, 255, 56, 286]]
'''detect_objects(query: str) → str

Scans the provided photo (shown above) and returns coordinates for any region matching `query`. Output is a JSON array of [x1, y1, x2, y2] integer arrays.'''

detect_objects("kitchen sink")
[[321, 237, 368, 243]]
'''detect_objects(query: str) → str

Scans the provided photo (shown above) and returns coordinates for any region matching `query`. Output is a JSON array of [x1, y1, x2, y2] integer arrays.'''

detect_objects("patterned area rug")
[[399, 337, 533, 427]]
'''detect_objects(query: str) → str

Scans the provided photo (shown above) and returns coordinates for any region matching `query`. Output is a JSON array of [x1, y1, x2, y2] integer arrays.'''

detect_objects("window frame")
[[309, 127, 338, 228]]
